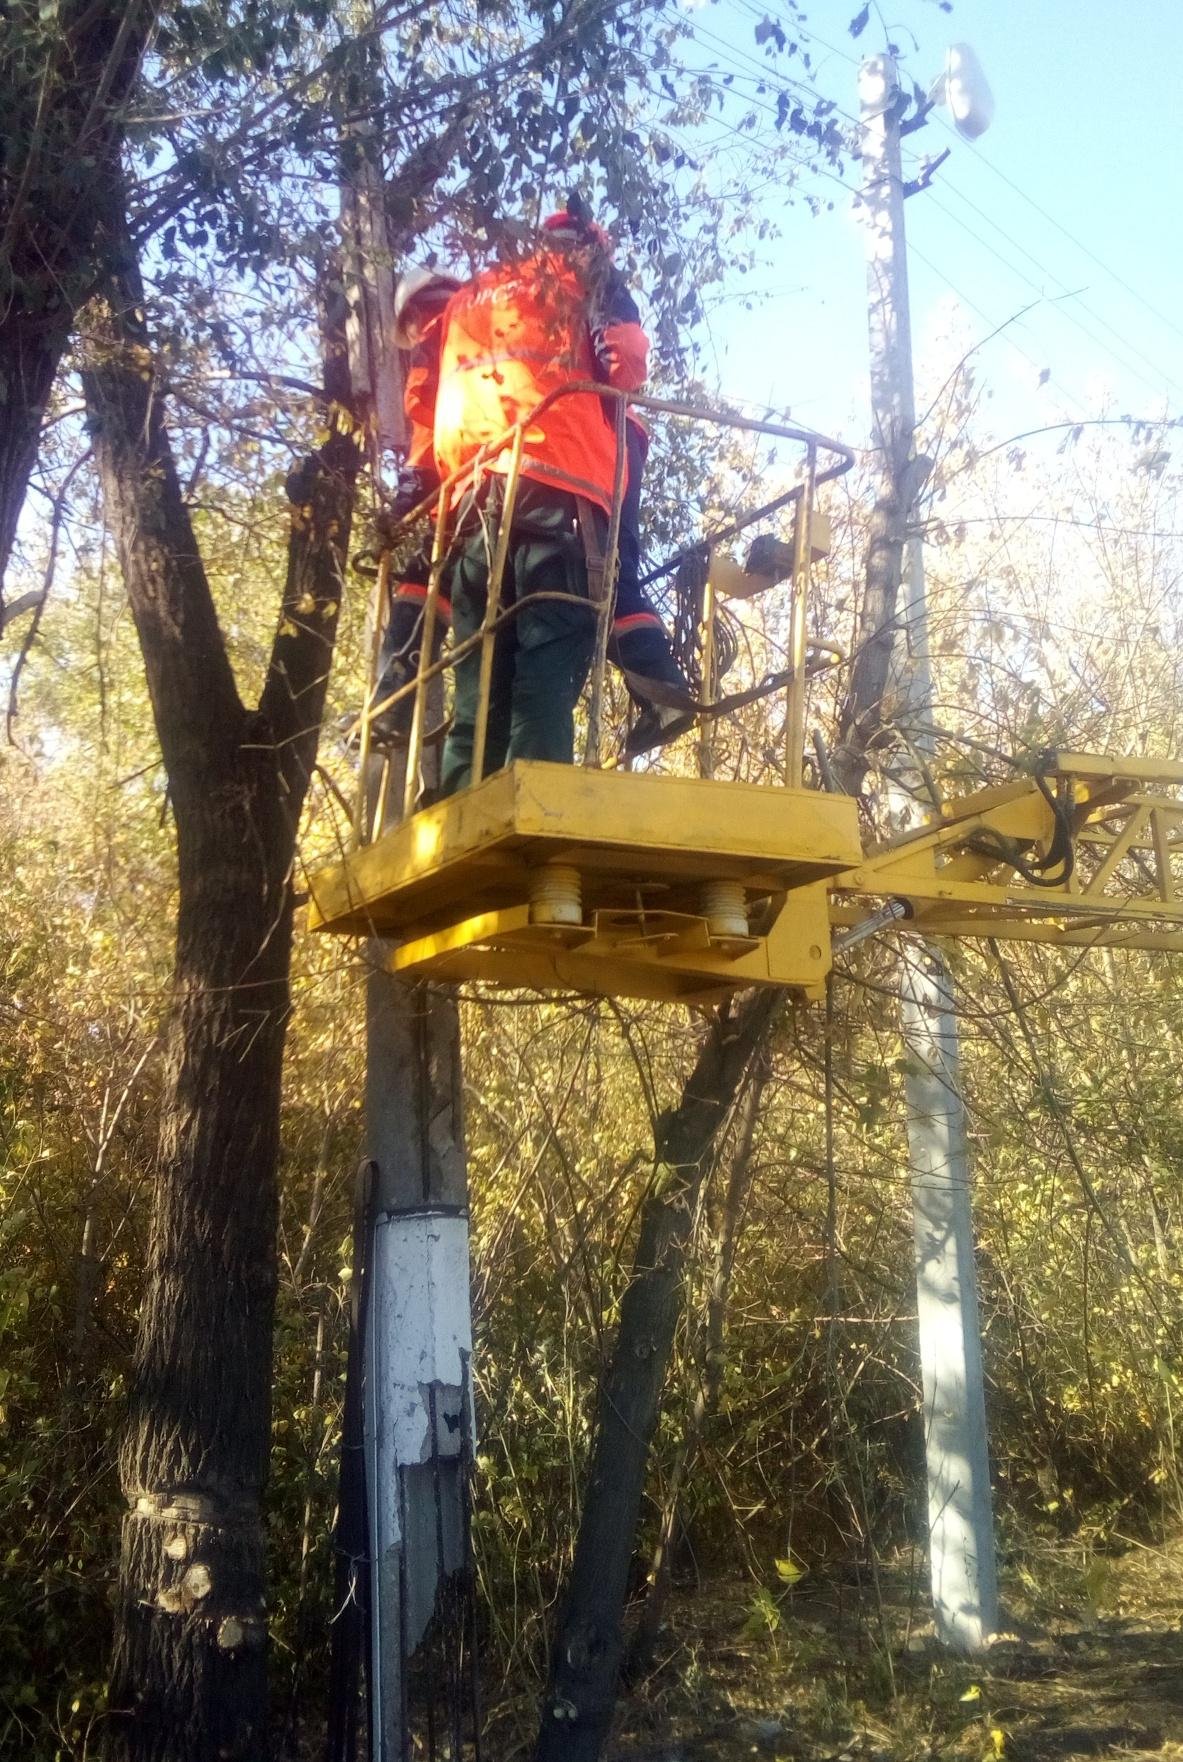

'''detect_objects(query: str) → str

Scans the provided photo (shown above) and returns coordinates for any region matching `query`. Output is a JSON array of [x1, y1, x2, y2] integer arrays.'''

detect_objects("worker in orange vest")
[[612, 412, 696, 755], [433, 208, 680, 793], [368, 266, 460, 746]]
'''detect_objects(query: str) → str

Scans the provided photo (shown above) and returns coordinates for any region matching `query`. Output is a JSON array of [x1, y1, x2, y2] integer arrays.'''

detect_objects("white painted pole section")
[[900, 952, 999, 1650], [859, 53, 999, 1654], [335, 49, 477, 1756], [364, 971, 472, 1762], [367, 1210, 474, 1652]]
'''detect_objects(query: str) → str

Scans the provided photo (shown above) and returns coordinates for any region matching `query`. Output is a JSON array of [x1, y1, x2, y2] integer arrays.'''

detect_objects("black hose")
[[965, 761, 1076, 888], [324, 1159, 376, 1762]]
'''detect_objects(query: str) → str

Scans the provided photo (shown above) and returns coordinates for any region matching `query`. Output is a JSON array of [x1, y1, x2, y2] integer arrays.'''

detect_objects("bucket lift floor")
[[308, 761, 862, 1004]]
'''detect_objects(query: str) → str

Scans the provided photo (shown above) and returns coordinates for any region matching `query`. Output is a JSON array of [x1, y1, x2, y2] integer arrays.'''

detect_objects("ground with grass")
[[609, 1533, 1183, 1762]]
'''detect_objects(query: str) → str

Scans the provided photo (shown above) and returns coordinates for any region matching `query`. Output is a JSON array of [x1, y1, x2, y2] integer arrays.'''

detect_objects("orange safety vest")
[[404, 311, 446, 470], [433, 247, 633, 514]]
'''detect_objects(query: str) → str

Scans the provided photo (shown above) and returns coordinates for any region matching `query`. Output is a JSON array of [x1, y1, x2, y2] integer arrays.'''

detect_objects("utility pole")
[[858, 52, 999, 1654], [330, 54, 480, 1759]]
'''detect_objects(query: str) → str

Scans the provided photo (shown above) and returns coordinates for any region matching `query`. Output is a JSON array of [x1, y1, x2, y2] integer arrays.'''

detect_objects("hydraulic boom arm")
[[830, 752, 1183, 954]]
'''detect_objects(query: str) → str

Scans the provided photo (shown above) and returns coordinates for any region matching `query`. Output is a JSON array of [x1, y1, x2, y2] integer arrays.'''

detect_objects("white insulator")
[[700, 880, 748, 938], [529, 864, 583, 927]]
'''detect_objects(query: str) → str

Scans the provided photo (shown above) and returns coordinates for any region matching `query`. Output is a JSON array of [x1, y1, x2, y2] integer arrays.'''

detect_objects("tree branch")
[[81, 177, 244, 794], [0, 590, 44, 638], [258, 264, 360, 811]]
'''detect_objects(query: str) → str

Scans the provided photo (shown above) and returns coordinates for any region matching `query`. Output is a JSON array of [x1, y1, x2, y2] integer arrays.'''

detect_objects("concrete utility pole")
[[335, 79, 479, 1758], [363, 963, 474, 1760], [358, 428, 476, 1760], [858, 52, 999, 1654]]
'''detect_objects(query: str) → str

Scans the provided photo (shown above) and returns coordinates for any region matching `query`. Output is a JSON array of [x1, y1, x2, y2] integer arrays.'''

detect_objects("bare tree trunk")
[[625, 1058, 768, 1678], [105, 793, 294, 1760], [83, 180, 358, 1762], [0, 326, 65, 596], [535, 989, 781, 1762]]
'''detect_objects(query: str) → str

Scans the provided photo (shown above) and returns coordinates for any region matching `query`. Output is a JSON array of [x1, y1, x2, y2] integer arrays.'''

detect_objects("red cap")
[[542, 211, 613, 253]]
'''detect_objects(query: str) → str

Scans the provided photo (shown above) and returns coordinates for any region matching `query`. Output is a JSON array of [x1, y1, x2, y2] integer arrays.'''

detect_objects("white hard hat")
[[392, 267, 461, 346]]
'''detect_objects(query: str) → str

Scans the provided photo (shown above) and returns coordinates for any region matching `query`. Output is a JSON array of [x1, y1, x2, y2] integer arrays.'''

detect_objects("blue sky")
[[686, 0, 1183, 443]]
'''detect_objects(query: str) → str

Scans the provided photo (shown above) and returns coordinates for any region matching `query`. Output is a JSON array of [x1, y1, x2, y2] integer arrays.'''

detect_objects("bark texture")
[[535, 988, 782, 1762], [835, 482, 905, 795], [0, 0, 157, 598], [83, 188, 358, 1762]]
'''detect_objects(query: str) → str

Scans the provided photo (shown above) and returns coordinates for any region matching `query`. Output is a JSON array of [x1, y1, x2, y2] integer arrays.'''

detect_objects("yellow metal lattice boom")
[[831, 753, 1183, 957]]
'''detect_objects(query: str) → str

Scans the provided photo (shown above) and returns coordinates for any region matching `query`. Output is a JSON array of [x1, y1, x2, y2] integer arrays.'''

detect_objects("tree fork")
[[535, 987, 781, 1762]]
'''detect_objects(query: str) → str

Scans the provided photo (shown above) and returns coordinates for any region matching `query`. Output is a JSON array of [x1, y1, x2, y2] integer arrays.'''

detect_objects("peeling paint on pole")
[[371, 1213, 473, 1481], [363, 973, 475, 1761], [366, 1208, 475, 1713]]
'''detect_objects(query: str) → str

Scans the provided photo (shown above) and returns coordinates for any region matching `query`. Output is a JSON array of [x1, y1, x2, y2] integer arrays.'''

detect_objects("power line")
[[927, 111, 1183, 352], [686, 19, 1182, 406], [676, 6, 862, 149], [921, 188, 1183, 408], [903, 239, 1090, 413], [655, 26, 1161, 421], [919, 513, 1183, 541], [759, 3, 1183, 368], [655, 58, 1089, 408], [725, 0, 864, 126], [646, 57, 857, 203], [734, 9, 1183, 393], [926, 179, 1183, 405], [777, 10, 862, 70]]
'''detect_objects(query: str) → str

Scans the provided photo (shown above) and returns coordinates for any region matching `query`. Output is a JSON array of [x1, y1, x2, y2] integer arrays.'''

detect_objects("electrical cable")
[[694, 0, 1183, 405], [929, 112, 1183, 355], [783, 12, 862, 70], [648, 53, 1090, 409], [921, 187, 1183, 407], [686, 6, 864, 133], [920, 513, 1183, 541], [672, 18, 1181, 417], [902, 237, 1091, 413], [325, 1158, 376, 1762], [668, 545, 740, 694]]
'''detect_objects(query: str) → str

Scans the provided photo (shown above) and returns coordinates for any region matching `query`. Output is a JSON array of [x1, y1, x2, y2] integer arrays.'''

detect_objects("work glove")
[[370, 469, 438, 552], [593, 320, 649, 391], [390, 466, 438, 519]]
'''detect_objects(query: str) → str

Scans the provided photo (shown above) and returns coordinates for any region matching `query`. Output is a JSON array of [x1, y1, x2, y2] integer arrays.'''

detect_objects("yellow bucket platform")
[[308, 761, 863, 1004]]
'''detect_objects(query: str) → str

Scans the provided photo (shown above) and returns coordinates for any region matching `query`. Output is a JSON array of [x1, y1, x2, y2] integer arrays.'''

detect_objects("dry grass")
[[607, 1534, 1183, 1762]]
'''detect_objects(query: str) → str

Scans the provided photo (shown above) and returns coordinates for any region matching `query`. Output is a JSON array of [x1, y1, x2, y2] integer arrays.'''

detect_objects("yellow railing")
[[352, 387, 855, 844]]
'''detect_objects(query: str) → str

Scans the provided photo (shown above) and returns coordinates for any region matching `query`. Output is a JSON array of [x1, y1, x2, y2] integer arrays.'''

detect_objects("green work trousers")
[[441, 479, 598, 797]]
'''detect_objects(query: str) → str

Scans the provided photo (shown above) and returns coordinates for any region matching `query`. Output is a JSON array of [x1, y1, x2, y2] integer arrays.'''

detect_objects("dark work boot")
[[624, 702, 697, 757]]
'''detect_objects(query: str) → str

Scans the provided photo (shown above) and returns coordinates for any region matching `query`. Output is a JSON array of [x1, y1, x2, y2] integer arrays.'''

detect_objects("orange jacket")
[[404, 310, 446, 471], [433, 245, 648, 513]]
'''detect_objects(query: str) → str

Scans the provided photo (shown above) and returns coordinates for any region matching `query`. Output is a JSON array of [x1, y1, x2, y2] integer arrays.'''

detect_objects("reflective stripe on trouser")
[[610, 421, 687, 697], [609, 611, 686, 695], [441, 481, 598, 797]]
